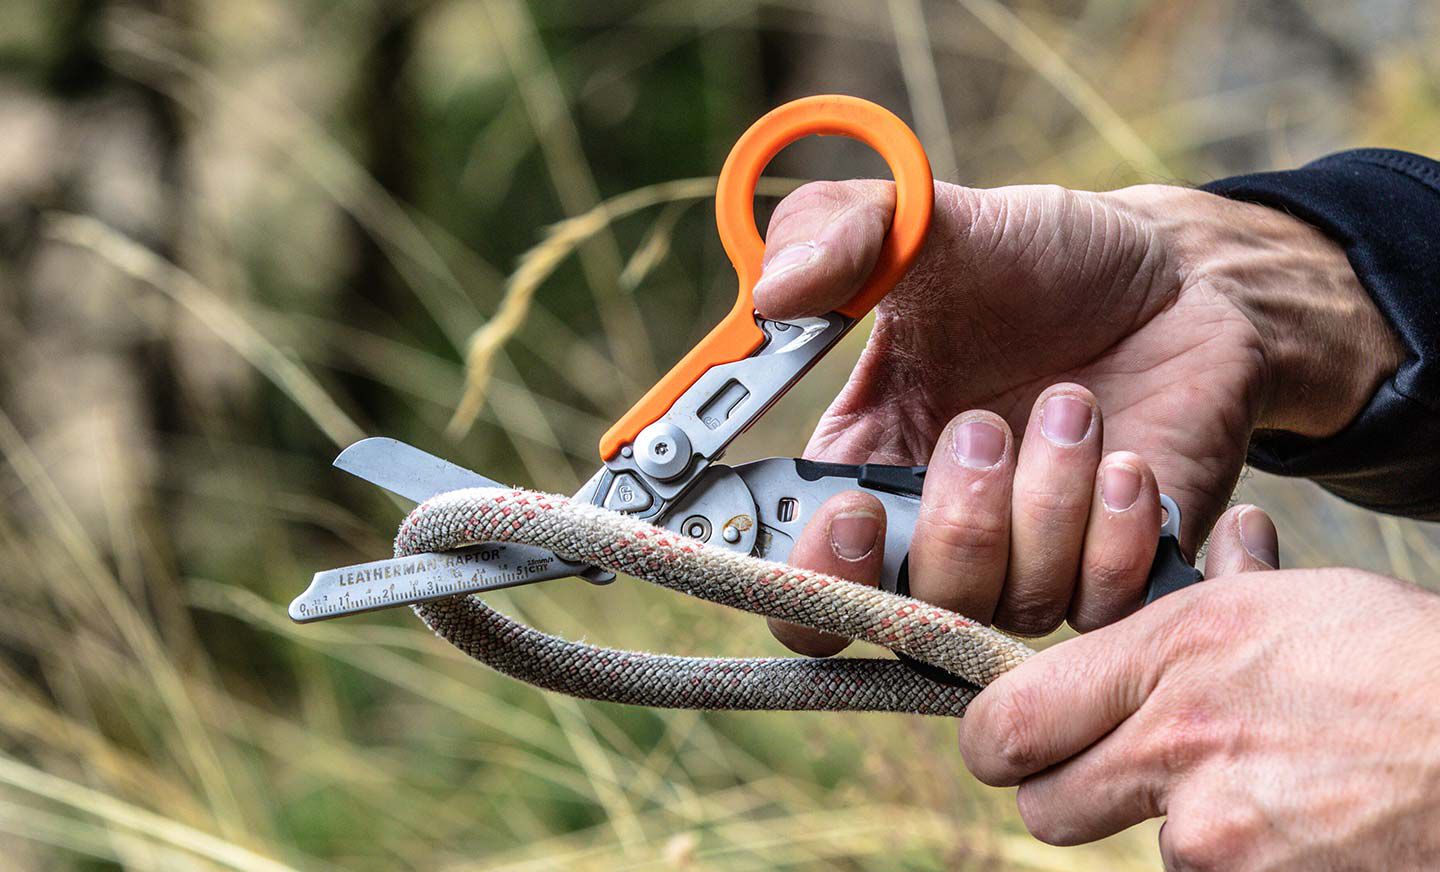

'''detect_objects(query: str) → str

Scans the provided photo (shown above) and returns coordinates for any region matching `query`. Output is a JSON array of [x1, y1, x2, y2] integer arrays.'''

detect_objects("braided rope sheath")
[[398, 487, 1034, 717]]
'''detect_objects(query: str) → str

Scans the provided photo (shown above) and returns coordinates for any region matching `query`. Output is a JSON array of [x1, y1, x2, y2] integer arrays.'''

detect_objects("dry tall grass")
[[1, 1, 1438, 869]]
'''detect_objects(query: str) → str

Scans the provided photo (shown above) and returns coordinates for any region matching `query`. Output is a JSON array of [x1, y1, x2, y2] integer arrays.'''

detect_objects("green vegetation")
[[0, 1, 1437, 868]]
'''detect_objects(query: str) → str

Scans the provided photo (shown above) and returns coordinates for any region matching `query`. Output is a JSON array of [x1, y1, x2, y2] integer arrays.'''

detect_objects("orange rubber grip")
[[598, 95, 934, 460]]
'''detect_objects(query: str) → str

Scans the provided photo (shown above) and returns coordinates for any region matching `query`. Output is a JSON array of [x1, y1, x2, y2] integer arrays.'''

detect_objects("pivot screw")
[[634, 422, 692, 481]]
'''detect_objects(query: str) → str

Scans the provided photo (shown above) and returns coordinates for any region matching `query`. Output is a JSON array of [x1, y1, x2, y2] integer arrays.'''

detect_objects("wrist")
[[1184, 193, 1404, 439]]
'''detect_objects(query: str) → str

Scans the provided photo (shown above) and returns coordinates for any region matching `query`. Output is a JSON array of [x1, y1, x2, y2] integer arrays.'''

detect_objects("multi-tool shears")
[[291, 96, 1202, 655]]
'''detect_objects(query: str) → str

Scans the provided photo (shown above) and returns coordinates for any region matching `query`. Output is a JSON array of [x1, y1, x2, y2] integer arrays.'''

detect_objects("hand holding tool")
[[291, 96, 1204, 687]]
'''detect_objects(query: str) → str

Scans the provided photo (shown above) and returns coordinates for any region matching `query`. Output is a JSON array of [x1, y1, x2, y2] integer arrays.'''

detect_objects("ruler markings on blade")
[[290, 543, 577, 622]]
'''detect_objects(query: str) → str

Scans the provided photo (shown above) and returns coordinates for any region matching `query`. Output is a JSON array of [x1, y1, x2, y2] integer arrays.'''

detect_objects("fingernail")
[[1040, 395, 1093, 445], [952, 419, 1006, 469], [1239, 506, 1280, 569], [830, 510, 881, 561], [1101, 463, 1141, 511], [756, 242, 819, 286]]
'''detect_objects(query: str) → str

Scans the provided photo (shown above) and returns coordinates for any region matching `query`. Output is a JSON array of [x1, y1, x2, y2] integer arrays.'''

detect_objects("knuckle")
[[995, 723, 1042, 778], [1165, 809, 1255, 872], [1016, 483, 1090, 521], [1142, 705, 1242, 779], [944, 185, 1036, 270], [1084, 549, 1148, 594], [776, 178, 849, 211], [974, 685, 1046, 781], [1015, 785, 1072, 846], [918, 503, 1008, 557], [1166, 586, 1257, 660], [1164, 821, 1225, 871], [1152, 716, 1207, 778], [1207, 805, 1263, 866], [768, 180, 869, 235]]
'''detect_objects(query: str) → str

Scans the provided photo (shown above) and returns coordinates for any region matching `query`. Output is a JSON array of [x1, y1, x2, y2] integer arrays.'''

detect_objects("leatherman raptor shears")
[[291, 96, 1202, 654]]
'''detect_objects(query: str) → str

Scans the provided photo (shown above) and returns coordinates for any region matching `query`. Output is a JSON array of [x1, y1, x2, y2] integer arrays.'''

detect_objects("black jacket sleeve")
[[1201, 149, 1440, 521]]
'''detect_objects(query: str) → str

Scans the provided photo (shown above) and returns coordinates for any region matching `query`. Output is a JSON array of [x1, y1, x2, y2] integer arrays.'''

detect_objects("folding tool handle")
[[799, 461, 1203, 604], [795, 460, 1204, 687], [598, 95, 935, 461]]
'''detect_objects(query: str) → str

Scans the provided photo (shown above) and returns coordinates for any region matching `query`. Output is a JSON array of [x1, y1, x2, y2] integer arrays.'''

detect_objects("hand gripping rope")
[[399, 487, 1034, 717]]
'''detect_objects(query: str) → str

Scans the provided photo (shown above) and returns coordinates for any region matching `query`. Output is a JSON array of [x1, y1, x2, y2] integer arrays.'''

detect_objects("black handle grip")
[[801, 460, 1204, 687], [794, 458, 927, 496], [1143, 534, 1204, 605]]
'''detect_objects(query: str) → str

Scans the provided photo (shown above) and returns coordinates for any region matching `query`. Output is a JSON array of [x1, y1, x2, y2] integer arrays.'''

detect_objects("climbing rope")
[[398, 487, 1034, 717]]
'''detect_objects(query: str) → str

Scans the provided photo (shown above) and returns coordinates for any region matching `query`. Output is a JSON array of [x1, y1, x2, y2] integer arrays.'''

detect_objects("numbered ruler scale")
[[291, 544, 580, 622]]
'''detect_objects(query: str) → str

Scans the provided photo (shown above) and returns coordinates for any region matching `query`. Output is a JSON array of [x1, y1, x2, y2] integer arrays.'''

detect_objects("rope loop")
[[397, 487, 1034, 716]]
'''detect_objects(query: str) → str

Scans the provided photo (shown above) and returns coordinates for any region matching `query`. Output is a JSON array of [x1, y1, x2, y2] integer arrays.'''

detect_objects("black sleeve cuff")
[[1201, 149, 1440, 521]]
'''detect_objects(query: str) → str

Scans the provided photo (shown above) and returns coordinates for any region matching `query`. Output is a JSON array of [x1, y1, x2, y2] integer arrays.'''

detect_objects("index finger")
[[957, 600, 1178, 786]]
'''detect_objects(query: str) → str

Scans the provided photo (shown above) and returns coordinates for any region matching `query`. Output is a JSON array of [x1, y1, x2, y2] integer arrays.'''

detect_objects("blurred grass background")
[[0, 0, 1438, 868]]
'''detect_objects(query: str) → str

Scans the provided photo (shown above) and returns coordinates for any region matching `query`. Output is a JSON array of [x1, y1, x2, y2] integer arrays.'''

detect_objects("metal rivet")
[[722, 525, 741, 544], [681, 515, 711, 542]]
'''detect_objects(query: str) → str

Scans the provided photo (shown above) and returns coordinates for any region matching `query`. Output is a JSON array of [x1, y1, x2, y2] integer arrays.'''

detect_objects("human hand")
[[957, 547, 1440, 869], [756, 179, 1401, 635], [768, 384, 1234, 653]]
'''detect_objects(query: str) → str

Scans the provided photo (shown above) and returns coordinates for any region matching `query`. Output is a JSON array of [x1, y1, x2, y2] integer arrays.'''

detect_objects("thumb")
[[753, 179, 1135, 324], [753, 179, 895, 319], [1203, 504, 1280, 578]]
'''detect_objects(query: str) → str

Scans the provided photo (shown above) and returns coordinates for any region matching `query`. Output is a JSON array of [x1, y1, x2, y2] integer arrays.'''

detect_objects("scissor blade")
[[331, 436, 614, 587], [334, 436, 506, 504], [290, 544, 584, 623]]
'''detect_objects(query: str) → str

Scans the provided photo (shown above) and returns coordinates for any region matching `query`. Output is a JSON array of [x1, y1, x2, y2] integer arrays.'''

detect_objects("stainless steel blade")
[[332, 437, 613, 586], [334, 436, 509, 502], [290, 543, 583, 623]]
